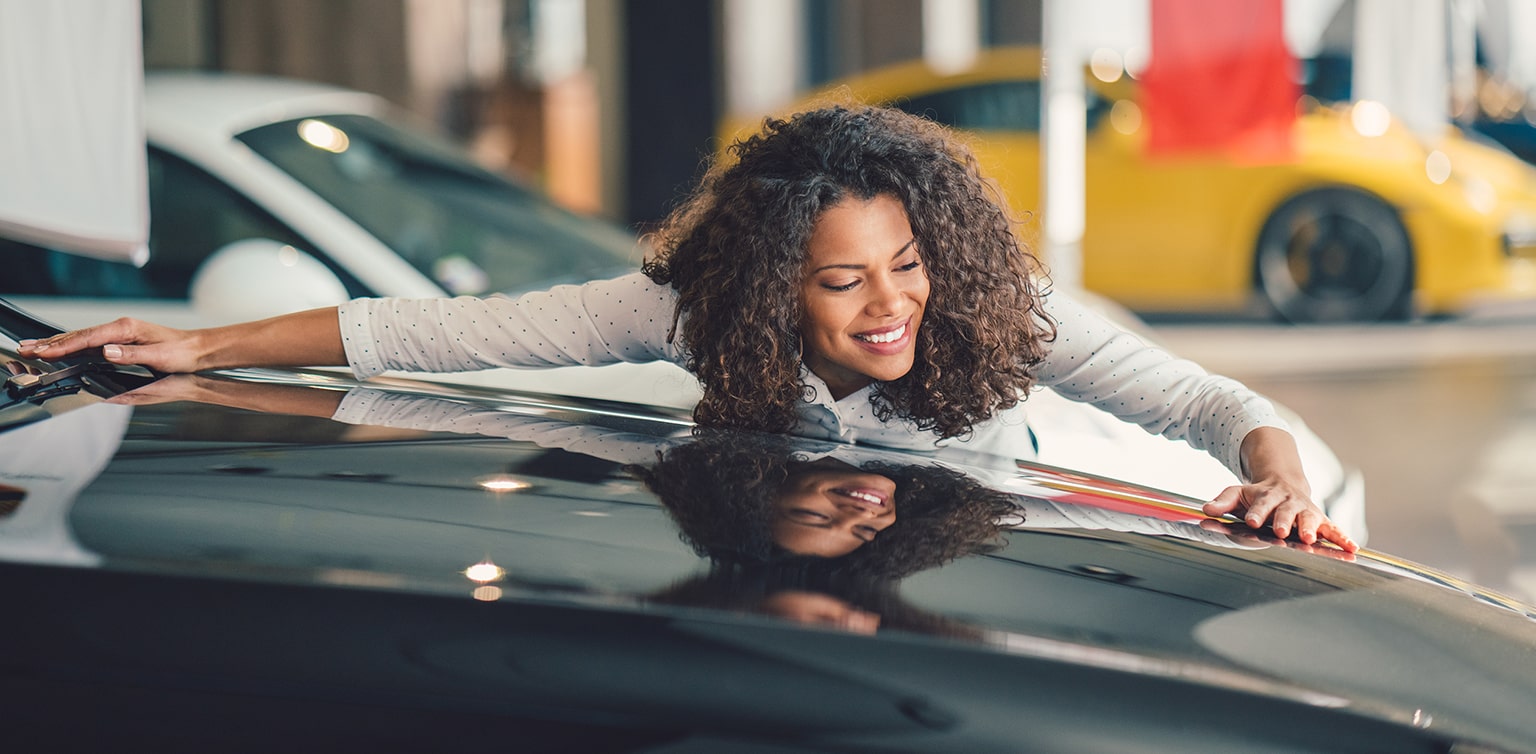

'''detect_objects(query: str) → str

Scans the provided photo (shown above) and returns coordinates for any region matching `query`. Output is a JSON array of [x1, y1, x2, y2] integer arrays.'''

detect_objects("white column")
[[1041, 0, 1085, 290], [1447, 0, 1478, 123], [1282, 0, 1346, 59], [722, 0, 802, 119], [1479, 0, 1536, 97], [1354, 0, 1448, 141], [922, 0, 980, 75], [529, 0, 587, 84]]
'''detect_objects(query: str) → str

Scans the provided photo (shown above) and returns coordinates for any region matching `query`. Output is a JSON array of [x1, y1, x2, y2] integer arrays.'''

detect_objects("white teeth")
[[845, 490, 884, 506], [859, 324, 906, 344]]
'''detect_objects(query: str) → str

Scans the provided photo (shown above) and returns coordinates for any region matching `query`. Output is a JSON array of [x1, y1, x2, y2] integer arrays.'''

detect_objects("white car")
[[0, 73, 1364, 540], [2, 71, 700, 408]]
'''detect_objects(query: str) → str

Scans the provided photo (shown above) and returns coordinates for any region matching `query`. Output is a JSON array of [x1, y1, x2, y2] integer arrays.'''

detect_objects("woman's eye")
[[792, 508, 831, 522], [896, 260, 922, 273], [855, 525, 878, 541], [821, 280, 858, 292]]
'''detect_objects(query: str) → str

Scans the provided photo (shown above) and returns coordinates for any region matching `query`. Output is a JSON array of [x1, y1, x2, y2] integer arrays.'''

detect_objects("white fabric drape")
[[0, 0, 147, 263]]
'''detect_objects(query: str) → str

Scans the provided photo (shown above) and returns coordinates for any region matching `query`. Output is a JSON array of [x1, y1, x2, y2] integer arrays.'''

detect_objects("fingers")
[[1198, 514, 1357, 560], [1265, 500, 1354, 550], [1315, 519, 1359, 553], [1203, 484, 1290, 531], [1203, 480, 1358, 554], [17, 319, 194, 373], [18, 319, 146, 360], [1201, 486, 1243, 517], [104, 375, 201, 407]]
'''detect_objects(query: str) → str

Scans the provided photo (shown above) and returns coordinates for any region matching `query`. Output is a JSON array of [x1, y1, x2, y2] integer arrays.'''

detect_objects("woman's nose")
[[834, 502, 884, 519], [863, 276, 905, 316]]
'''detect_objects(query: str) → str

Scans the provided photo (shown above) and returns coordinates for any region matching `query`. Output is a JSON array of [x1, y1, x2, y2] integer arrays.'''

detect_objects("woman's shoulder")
[[577, 270, 679, 302]]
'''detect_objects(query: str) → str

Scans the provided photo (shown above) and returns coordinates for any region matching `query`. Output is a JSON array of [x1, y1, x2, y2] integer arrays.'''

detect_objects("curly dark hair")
[[627, 430, 1021, 580], [644, 103, 1056, 440]]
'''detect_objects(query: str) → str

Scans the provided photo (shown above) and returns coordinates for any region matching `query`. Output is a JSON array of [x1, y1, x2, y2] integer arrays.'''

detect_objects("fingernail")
[[103, 345, 121, 359]]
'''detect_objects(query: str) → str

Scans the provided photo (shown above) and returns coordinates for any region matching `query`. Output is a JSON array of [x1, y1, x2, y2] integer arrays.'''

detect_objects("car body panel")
[[1, 298, 1533, 751]]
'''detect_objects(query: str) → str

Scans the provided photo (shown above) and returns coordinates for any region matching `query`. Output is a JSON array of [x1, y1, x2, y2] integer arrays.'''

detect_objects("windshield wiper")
[[5, 362, 90, 397]]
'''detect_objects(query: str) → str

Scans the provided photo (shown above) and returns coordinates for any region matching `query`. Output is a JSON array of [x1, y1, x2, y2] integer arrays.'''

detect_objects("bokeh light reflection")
[[476, 474, 530, 493], [1089, 48, 1123, 83], [1349, 101, 1392, 138], [1424, 151, 1452, 185], [464, 559, 506, 583], [298, 119, 350, 153], [1109, 99, 1142, 135]]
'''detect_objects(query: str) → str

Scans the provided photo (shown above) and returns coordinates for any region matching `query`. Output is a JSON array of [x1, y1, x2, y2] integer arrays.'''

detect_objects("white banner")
[[0, 0, 147, 263]]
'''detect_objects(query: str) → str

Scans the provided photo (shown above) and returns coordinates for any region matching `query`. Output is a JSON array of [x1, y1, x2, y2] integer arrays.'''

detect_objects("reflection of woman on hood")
[[104, 378, 1024, 574], [647, 560, 983, 640], [630, 431, 1020, 580]]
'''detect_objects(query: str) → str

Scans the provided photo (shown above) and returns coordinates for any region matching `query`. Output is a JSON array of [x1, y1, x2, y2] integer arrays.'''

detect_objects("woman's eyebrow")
[[810, 238, 918, 273]]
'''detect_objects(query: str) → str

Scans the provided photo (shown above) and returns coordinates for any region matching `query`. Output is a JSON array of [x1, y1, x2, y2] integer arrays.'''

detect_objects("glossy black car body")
[[3, 298, 1535, 753]]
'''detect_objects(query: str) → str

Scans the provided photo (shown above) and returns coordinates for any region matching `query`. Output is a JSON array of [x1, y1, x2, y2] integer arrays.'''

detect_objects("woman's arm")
[[18, 272, 683, 378], [109, 373, 347, 417], [1032, 291, 1357, 552], [17, 307, 345, 373]]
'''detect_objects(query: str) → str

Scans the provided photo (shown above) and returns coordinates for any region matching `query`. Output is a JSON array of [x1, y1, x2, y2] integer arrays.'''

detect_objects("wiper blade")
[[4, 361, 158, 404], [5, 362, 93, 399]]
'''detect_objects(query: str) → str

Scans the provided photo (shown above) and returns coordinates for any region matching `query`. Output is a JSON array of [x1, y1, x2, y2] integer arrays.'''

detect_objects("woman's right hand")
[[17, 317, 206, 373], [16, 306, 347, 375]]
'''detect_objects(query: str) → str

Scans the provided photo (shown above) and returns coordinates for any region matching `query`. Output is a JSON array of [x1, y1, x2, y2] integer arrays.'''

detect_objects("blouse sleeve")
[[337, 272, 683, 378], [1032, 289, 1288, 478]]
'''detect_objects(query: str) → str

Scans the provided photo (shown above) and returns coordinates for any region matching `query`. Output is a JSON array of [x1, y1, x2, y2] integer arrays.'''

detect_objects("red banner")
[[1140, 0, 1298, 163]]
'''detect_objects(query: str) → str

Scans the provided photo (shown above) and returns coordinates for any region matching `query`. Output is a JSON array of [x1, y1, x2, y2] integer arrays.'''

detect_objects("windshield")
[[236, 114, 641, 296]]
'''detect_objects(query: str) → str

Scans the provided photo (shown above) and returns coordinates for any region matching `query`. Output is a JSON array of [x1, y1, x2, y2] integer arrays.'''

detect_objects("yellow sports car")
[[721, 48, 1536, 322]]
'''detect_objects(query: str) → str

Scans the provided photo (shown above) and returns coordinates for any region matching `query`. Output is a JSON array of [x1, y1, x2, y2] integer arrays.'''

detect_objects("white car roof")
[[144, 71, 387, 140]]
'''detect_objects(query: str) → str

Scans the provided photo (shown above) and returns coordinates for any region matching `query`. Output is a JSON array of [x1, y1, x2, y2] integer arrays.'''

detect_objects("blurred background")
[[5, 0, 1536, 599]]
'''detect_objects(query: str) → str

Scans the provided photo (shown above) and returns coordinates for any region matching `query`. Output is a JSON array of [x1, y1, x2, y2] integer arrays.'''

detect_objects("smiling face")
[[799, 194, 930, 400], [770, 460, 898, 558]]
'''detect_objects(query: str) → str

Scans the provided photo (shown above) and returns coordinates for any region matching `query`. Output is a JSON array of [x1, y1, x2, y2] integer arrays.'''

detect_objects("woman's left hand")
[[1202, 479, 1357, 553], [1203, 426, 1359, 553]]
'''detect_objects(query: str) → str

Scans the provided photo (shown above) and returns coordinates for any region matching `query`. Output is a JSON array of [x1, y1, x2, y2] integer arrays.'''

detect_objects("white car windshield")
[[236, 114, 640, 296]]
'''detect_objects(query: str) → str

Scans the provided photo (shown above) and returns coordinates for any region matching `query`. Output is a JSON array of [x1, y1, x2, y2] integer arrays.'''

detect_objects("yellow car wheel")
[[1254, 188, 1414, 323]]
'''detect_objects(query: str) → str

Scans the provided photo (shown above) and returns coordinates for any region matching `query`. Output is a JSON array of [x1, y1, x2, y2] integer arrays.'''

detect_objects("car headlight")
[[1461, 174, 1500, 216], [1502, 212, 1536, 258]]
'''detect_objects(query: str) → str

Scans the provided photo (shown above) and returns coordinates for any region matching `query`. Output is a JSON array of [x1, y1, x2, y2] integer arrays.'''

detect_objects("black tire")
[[1254, 188, 1414, 323]]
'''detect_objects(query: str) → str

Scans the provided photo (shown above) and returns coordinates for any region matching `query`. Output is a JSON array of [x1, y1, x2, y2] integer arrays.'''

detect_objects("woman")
[[16, 104, 1356, 552]]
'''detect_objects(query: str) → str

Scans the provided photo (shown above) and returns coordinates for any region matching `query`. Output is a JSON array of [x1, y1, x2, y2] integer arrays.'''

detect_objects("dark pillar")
[[622, 0, 718, 231]]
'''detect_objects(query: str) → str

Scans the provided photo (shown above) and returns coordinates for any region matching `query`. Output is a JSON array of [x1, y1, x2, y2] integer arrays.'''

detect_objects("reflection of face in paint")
[[771, 460, 897, 557], [0, 483, 24, 517], [633, 431, 1017, 581], [758, 590, 882, 634]]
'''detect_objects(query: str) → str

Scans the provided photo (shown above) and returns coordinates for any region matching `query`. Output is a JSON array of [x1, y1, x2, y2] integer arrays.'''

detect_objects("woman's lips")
[[853, 318, 912, 352], [834, 487, 890, 510]]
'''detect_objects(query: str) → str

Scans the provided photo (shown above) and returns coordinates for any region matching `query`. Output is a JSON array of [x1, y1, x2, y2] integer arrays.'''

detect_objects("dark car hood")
[[4, 341, 1536, 751]]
